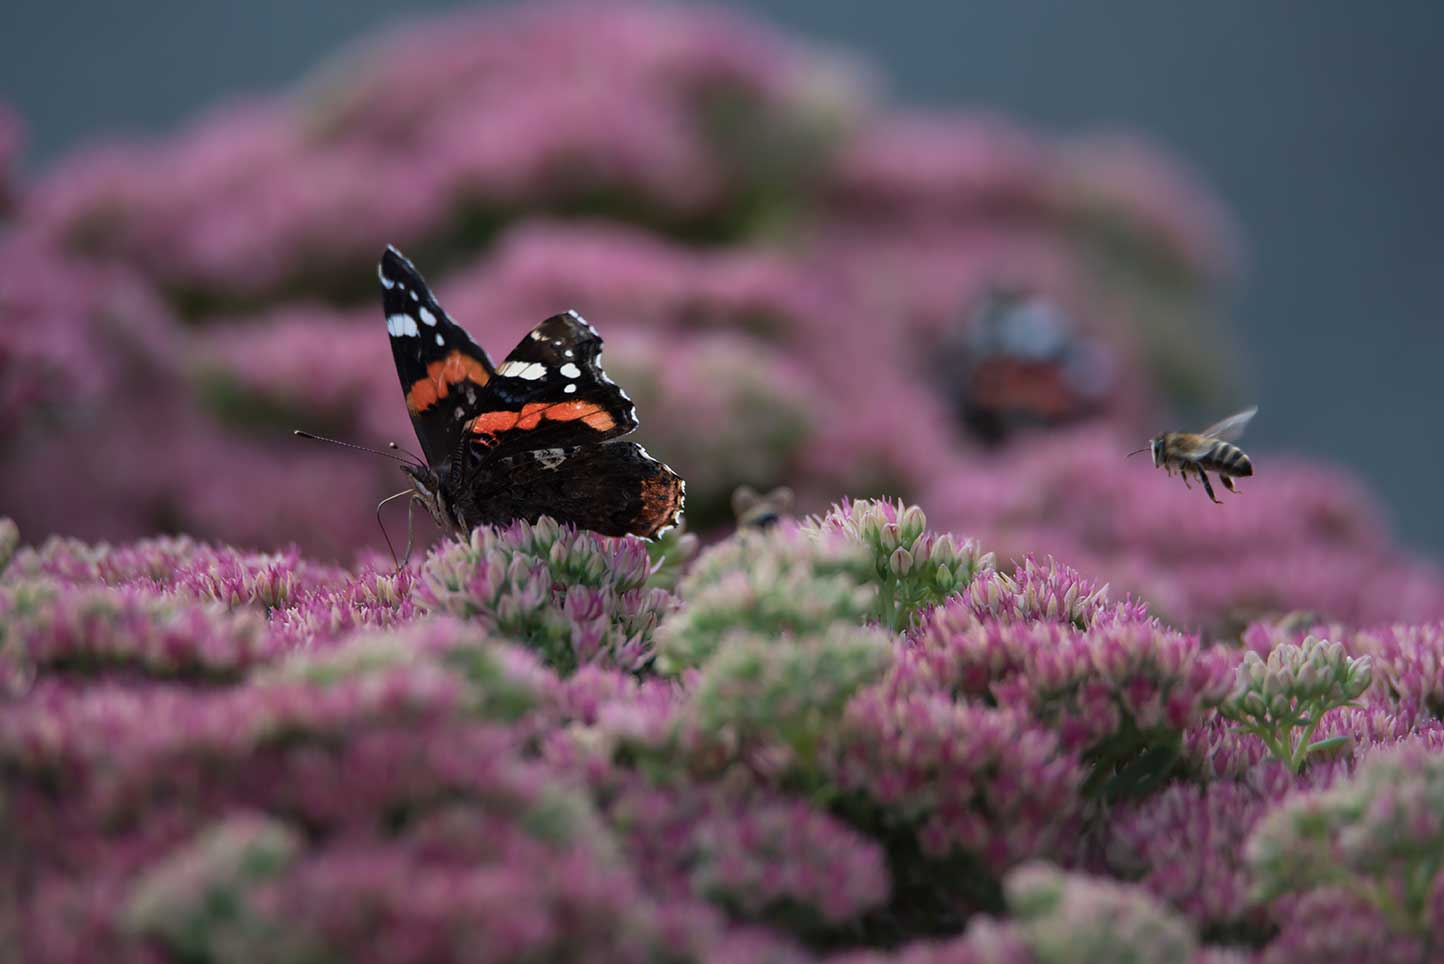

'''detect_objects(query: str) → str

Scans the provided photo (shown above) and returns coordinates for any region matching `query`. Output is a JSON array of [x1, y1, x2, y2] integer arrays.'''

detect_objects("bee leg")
[[1180, 467, 1192, 489], [1220, 475, 1238, 494], [1196, 465, 1221, 504]]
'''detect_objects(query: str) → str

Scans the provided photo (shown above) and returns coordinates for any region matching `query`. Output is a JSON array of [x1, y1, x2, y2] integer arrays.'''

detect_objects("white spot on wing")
[[387, 313, 419, 337], [559, 362, 581, 379], [530, 330, 546, 341], [563, 349, 574, 358], [533, 448, 567, 470], [409, 290, 419, 301], [498, 361, 547, 380], [418, 307, 437, 327], [435, 333, 444, 346], [378, 265, 395, 289], [564, 383, 577, 394]]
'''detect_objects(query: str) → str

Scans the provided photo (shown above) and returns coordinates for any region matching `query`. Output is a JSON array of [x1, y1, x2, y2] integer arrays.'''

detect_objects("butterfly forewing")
[[464, 311, 639, 457], [379, 246, 496, 465]]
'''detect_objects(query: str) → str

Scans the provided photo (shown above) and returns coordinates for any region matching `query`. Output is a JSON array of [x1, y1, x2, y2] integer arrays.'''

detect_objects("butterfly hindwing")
[[473, 441, 684, 538], [464, 311, 639, 456], [379, 246, 496, 465]]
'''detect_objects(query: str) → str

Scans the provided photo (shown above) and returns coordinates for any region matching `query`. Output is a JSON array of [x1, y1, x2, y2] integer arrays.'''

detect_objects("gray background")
[[4, 1, 1442, 553]]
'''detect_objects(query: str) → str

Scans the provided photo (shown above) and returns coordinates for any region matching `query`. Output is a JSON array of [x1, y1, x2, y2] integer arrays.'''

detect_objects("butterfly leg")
[[375, 488, 413, 570], [402, 495, 417, 569], [1196, 465, 1220, 504]]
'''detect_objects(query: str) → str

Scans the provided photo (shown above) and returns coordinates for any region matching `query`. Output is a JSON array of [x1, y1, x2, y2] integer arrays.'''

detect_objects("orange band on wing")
[[469, 399, 617, 441], [469, 410, 520, 436], [405, 351, 491, 414], [537, 400, 617, 431]]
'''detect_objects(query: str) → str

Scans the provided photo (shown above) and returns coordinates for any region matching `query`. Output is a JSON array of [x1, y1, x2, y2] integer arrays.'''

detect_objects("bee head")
[[1150, 436, 1165, 467]]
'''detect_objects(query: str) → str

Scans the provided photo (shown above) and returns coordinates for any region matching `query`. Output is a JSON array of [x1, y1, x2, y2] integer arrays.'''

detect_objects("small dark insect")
[[1129, 406, 1257, 504], [731, 485, 794, 530]]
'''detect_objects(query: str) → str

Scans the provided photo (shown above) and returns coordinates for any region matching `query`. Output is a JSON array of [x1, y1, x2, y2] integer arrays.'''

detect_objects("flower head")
[[1220, 636, 1373, 772], [692, 623, 892, 767], [1248, 741, 1444, 935], [828, 689, 1083, 874], [418, 518, 673, 673], [904, 602, 1234, 797], [1004, 862, 1198, 964], [805, 498, 994, 631], [656, 524, 876, 673]]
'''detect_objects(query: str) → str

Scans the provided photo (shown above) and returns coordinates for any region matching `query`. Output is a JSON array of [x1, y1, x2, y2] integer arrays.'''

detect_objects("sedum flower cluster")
[[418, 516, 672, 673], [804, 498, 995, 631], [5, 492, 1444, 961], [1247, 742, 1444, 938], [1219, 636, 1373, 773]]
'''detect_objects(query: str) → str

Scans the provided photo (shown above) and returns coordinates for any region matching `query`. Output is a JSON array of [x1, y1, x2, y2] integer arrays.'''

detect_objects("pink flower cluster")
[[0, 581, 273, 687], [828, 689, 1085, 873], [900, 569, 1234, 770], [417, 516, 673, 673], [6, 491, 1444, 960]]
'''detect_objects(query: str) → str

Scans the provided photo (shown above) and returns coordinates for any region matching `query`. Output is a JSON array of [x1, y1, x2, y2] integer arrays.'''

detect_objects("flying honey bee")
[[1129, 406, 1257, 504]]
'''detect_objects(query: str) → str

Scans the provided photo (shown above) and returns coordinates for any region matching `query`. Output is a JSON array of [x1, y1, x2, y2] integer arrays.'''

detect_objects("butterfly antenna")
[[294, 430, 415, 465], [1125, 447, 1151, 459], [375, 489, 413, 570], [387, 441, 426, 467]]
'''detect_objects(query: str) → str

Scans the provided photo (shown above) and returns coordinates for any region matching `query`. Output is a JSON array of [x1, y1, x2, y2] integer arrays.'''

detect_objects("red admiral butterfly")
[[374, 246, 684, 542], [940, 287, 1112, 446]]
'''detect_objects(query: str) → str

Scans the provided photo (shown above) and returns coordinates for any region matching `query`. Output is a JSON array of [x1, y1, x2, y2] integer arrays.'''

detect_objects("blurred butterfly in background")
[[940, 287, 1115, 446]]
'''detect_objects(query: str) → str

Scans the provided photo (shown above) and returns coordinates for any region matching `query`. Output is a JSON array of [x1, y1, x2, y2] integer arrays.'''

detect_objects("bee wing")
[[1199, 405, 1257, 442], [1173, 434, 1220, 459]]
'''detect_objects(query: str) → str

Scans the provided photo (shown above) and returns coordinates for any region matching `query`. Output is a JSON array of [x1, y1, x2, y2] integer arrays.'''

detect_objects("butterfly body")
[[380, 246, 683, 539]]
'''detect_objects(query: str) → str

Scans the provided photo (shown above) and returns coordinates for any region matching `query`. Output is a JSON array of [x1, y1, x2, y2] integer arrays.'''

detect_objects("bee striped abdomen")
[[1203, 442, 1253, 477]]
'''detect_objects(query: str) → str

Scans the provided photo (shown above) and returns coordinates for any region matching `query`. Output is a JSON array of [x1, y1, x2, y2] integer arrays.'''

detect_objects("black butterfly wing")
[[470, 441, 685, 538], [461, 310, 639, 457], [379, 246, 496, 466]]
